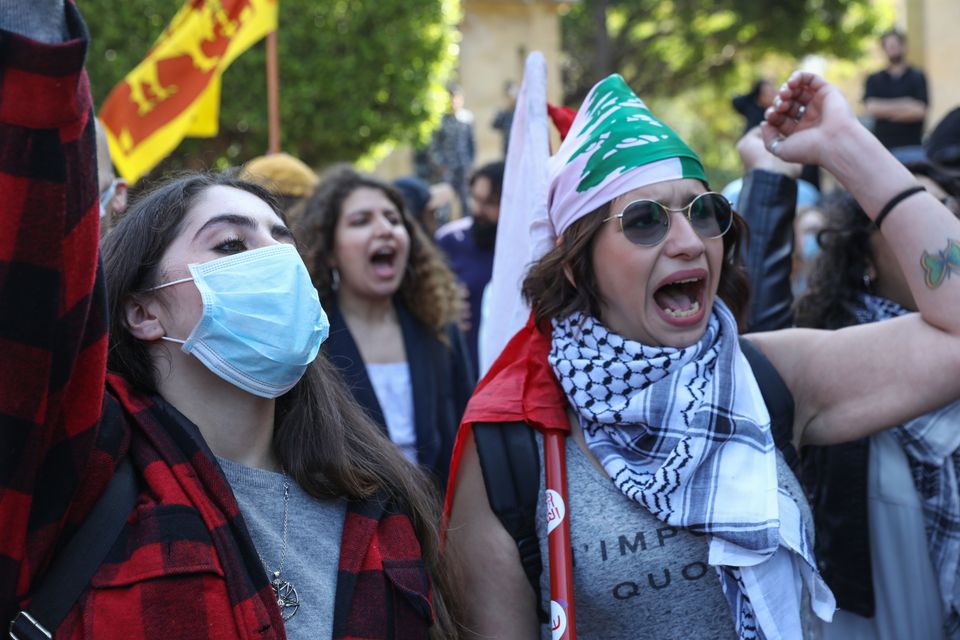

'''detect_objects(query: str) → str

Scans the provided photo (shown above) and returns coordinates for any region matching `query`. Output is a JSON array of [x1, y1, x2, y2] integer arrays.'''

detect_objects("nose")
[[662, 211, 705, 259], [372, 211, 396, 235]]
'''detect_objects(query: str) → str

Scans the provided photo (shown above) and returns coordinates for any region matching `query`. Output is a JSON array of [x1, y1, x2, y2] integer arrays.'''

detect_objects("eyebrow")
[[343, 204, 400, 218], [193, 213, 293, 241]]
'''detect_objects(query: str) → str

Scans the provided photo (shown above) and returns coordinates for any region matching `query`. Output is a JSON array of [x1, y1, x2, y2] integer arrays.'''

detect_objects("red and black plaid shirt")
[[0, 5, 432, 638]]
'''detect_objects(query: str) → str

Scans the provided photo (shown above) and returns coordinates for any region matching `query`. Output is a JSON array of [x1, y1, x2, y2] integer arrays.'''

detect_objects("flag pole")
[[266, 30, 280, 154]]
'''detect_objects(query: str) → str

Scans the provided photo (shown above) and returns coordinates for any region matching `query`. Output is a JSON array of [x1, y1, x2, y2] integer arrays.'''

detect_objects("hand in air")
[[760, 72, 858, 168], [737, 126, 802, 179]]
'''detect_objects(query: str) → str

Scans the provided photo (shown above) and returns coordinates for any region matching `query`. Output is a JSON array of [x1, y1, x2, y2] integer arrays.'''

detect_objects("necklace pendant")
[[270, 573, 300, 621]]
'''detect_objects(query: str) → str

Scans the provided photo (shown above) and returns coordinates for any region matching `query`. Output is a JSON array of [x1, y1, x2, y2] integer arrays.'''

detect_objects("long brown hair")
[[523, 200, 750, 331], [101, 172, 459, 638], [296, 165, 464, 338]]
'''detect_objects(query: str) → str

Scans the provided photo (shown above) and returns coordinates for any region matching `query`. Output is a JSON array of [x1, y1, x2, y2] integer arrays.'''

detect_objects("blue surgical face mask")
[[99, 178, 119, 218], [150, 244, 329, 398], [801, 233, 821, 261]]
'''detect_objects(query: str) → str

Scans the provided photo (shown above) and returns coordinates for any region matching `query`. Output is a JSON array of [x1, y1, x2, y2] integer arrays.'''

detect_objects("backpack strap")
[[9, 457, 138, 640], [473, 421, 548, 624], [739, 337, 800, 471]]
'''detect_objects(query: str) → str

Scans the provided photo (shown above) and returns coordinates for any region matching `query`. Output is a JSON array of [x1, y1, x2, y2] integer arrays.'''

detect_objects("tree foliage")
[[82, 0, 456, 176], [560, 0, 878, 105], [559, 0, 880, 187]]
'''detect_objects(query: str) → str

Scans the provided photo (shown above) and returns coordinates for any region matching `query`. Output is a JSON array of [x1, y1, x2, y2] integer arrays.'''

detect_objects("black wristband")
[[874, 185, 926, 230]]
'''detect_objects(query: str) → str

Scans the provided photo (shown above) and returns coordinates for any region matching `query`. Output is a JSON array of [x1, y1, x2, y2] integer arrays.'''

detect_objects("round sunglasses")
[[603, 192, 734, 246]]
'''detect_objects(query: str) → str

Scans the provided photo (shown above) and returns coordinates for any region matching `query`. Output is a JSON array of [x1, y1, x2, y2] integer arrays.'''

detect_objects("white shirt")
[[365, 362, 417, 463]]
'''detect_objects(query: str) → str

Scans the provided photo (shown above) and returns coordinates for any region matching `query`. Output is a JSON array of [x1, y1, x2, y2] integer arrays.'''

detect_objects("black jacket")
[[323, 300, 475, 488], [739, 169, 799, 333]]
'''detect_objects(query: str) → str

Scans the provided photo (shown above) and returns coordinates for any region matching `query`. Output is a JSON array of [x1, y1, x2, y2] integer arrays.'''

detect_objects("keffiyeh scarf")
[[549, 301, 834, 639], [855, 293, 960, 635]]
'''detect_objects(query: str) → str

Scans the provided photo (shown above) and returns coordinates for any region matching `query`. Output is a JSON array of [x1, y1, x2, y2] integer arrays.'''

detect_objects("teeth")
[[662, 300, 701, 318], [672, 277, 701, 285]]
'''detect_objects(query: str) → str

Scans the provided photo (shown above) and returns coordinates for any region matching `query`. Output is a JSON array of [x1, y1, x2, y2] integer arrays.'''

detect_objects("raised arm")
[[0, 1, 108, 622], [750, 72, 960, 446], [737, 127, 801, 332]]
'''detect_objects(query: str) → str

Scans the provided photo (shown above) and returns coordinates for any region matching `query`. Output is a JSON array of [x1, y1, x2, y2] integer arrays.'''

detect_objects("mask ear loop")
[[144, 276, 195, 344], [147, 276, 194, 291]]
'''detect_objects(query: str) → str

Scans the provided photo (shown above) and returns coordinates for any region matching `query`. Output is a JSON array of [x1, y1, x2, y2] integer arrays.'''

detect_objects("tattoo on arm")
[[921, 239, 960, 289]]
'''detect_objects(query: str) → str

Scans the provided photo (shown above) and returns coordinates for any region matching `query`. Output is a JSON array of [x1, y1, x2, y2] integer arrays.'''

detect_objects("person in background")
[[792, 204, 827, 295], [732, 78, 777, 134], [239, 151, 318, 227], [863, 28, 928, 150], [393, 175, 456, 238], [741, 122, 960, 639], [492, 80, 518, 157], [925, 106, 960, 172], [733, 126, 824, 331], [794, 179, 960, 640], [435, 161, 505, 369], [394, 175, 435, 236], [0, 5, 457, 638], [95, 118, 128, 236], [426, 83, 476, 216], [297, 166, 474, 487]]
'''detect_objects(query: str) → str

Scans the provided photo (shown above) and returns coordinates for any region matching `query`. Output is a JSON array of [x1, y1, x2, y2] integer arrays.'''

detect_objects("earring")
[[862, 272, 872, 290], [331, 267, 340, 291]]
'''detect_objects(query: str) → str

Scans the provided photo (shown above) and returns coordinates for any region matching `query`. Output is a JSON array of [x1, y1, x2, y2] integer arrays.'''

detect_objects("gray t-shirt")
[[218, 457, 346, 640], [535, 433, 812, 639]]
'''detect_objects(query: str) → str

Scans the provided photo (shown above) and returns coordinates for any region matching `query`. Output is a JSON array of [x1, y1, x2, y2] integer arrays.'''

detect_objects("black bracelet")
[[874, 185, 926, 230]]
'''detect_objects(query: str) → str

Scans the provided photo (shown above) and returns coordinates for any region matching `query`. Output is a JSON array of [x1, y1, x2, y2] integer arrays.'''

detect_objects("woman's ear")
[[124, 295, 167, 341]]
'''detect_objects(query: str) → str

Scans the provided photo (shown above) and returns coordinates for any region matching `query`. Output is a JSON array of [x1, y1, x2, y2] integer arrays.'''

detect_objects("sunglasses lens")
[[620, 201, 669, 245], [689, 193, 732, 239]]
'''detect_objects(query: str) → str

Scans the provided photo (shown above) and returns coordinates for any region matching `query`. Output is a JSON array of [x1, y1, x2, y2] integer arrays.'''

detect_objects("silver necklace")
[[261, 475, 300, 621]]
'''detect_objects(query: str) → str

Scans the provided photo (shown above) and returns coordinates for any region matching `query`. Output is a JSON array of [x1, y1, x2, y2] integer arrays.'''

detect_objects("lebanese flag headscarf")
[[479, 67, 707, 373]]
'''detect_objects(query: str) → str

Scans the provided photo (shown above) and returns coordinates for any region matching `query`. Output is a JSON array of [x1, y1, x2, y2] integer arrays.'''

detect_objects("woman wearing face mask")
[[444, 70, 960, 639], [791, 168, 960, 640], [296, 166, 475, 487], [0, 8, 456, 639]]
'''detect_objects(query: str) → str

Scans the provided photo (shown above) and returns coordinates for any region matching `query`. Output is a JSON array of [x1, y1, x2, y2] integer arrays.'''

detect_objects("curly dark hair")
[[794, 190, 875, 330], [522, 199, 751, 332], [296, 165, 464, 339]]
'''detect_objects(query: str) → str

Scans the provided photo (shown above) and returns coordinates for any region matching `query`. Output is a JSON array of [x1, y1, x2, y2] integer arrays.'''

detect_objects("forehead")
[[341, 186, 397, 214], [610, 178, 706, 209], [471, 175, 492, 194], [882, 34, 903, 48], [181, 185, 281, 231]]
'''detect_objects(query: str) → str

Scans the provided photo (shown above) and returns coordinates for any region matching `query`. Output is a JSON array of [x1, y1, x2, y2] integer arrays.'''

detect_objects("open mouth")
[[653, 276, 705, 319], [369, 246, 399, 277]]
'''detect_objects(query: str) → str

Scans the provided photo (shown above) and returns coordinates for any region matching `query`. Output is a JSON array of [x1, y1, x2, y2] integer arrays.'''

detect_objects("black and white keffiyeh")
[[549, 301, 835, 639], [855, 293, 960, 635]]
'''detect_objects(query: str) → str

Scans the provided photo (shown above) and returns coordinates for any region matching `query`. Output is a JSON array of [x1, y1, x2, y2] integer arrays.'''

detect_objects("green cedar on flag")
[[548, 74, 705, 235]]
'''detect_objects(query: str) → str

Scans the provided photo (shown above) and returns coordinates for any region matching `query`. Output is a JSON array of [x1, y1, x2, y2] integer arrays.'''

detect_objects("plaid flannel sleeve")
[[0, 2, 109, 623]]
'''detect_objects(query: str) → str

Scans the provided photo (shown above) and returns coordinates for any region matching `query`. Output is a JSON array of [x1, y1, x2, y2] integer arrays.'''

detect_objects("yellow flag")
[[99, 0, 278, 184]]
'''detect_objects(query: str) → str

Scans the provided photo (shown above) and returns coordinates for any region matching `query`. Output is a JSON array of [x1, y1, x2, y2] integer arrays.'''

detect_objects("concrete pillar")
[[460, 0, 566, 166], [915, 0, 960, 129]]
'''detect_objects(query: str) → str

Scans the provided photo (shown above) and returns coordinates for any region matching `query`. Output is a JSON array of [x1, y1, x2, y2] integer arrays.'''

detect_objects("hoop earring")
[[331, 267, 340, 291]]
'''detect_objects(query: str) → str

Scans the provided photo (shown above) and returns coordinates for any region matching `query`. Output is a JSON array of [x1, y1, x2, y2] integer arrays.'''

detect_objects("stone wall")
[[373, 0, 567, 180], [912, 0, 960, 130]]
